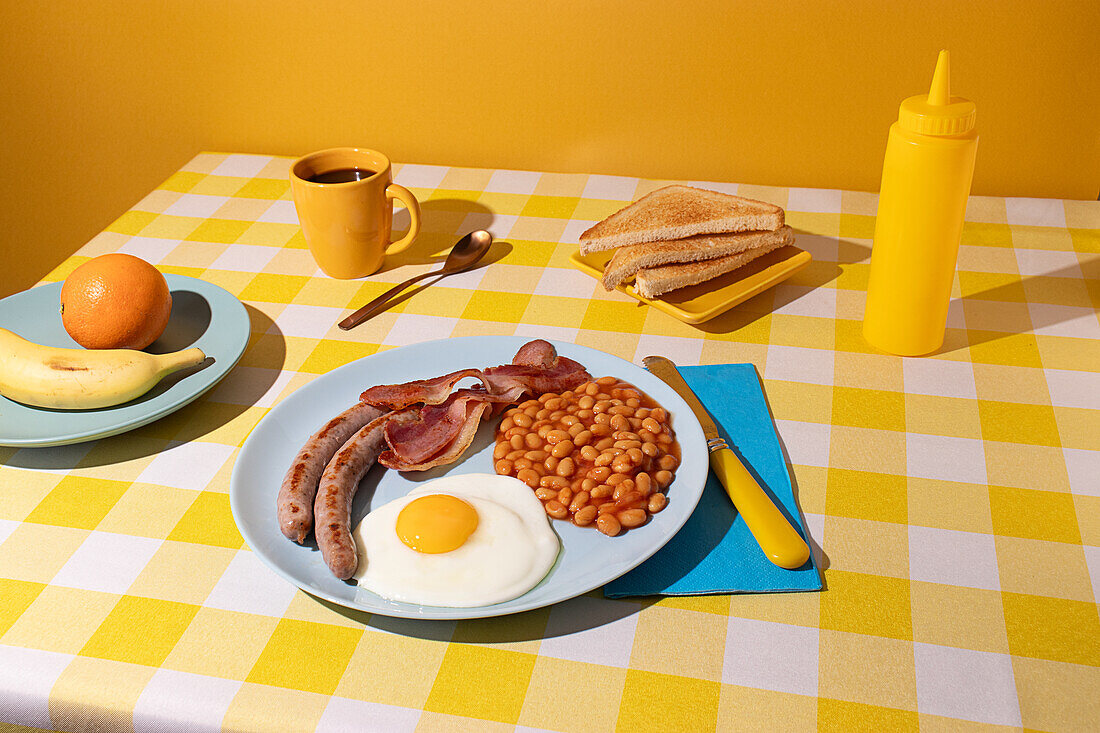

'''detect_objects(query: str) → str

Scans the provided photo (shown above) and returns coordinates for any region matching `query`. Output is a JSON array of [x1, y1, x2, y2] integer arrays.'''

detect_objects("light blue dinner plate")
[[0, 275, 250, 447], [230, 336, 708, 620]]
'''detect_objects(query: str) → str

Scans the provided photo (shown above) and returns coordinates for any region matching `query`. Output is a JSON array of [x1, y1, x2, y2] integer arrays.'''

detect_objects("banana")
[[0, 327, 207, 410]]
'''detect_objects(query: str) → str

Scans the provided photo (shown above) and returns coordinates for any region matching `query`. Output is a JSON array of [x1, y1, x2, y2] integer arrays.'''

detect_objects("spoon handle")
[[338, 271, 435, 330]]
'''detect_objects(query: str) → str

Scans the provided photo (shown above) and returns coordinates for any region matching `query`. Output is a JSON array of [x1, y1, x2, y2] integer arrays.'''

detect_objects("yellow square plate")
[[569, 245, 813, 324]]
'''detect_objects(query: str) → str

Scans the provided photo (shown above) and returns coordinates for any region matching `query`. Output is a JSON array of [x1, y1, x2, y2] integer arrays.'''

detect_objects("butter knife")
[[643, 356, 811, 570]]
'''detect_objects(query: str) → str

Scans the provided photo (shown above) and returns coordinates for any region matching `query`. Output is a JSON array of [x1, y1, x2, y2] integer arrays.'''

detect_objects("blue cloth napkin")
[[604, 363, 822, 597]]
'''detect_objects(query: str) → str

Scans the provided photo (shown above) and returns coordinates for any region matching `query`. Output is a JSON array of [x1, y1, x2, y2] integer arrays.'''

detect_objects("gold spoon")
[[337, 230, 493, 330]]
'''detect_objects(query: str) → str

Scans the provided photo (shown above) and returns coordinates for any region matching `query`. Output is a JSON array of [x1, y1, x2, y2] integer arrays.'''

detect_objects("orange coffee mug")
[[290, 148, 421, 278]]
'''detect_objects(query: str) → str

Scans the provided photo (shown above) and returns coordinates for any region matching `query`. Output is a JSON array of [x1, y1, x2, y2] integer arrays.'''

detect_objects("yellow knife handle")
[[709, 448, 811, 569]]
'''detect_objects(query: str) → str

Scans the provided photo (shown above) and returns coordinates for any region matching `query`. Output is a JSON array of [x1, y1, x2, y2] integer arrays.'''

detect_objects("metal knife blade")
[[643, 356, 726, 451], [643, 354, 811, 570]]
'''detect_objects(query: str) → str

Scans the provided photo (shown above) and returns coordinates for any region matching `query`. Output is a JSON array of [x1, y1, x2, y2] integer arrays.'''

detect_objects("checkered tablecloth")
[[1, 153, 1097, 732]]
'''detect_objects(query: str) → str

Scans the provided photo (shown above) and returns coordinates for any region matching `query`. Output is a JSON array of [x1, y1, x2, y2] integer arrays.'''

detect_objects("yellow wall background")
[[1, 1, 1098, 298]]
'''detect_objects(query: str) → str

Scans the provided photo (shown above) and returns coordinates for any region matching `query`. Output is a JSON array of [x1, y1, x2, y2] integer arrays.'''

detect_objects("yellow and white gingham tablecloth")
[[1, 153, 1098, 732]]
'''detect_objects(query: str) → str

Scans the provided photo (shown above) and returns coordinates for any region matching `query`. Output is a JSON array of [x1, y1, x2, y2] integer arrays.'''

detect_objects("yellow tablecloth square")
[[49, 657, 156, 733], [1011, 658, 1100, 732], [909, 582, 1010, 653], [1001, 592, 1100, 666], [995, 536, 1094, 601], [816, 697, 919, 733], [233, 177, 291, 200], [1053, 405, 1100, 450], [906, 477, 993, 533], [978, 400, 1061, 446], [764, 380, 833, 424], [405, 286, 476, 318], [824, 468, 908, 524], [572, 197, 631, 222], [463, 289, 530, 323], [631, 604, 728, 680], [163, 607, 279, 680], [0, 524, 89, 583], [0, 578, 45, 638], [222, 683, 328, 732], [80, 595, 199, 666], [188, 174, 253, 198], [238, 272, 310, 303], [425, 644, 538, 723], [818, 570, 913, 640], [24, 476, 129, 531], [822, 516, 909, 579], [519, 194, 580, 219], [128, 541, 237, 604], [831, 386, 906, 432], [818, 631, 918, 712], [827, 426, 907, 476], [966, 331, 1044, 368], [185, 218, 252, 244], [618, 669, 722, 732], [299, 339, 380, 375], [335, 629, 447, 707], [4, 586, 118, 654], [167, 491, 244, 549], [717, 685, 818, 732], [905, 394, 983, 439], [97, 483, 198, 538], [158, 171, 206, 194], [519, 656, 626, 733], [652, 591, 733, 616], [838, 212, 877, 239], [989, 485, 1082, 543], [246, 618, 363, 695]]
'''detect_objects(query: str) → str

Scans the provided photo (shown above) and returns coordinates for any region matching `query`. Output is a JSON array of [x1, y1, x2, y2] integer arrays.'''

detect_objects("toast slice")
[[601, 225, 794, 290], [633, 237, 791, 299], [579, 185, 784, 254]]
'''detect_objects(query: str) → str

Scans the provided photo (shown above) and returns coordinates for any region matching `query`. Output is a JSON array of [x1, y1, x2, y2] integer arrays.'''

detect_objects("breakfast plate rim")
[[229, 335, 709, 620]]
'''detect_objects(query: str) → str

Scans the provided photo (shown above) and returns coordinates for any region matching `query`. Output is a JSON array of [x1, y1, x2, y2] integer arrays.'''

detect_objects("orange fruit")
[[60, 253, 172, 350]]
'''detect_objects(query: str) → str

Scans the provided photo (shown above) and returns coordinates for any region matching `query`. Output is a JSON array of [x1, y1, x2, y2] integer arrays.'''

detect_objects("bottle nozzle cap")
[[927, 49, 951, 106], [899, 50, 976, 135]]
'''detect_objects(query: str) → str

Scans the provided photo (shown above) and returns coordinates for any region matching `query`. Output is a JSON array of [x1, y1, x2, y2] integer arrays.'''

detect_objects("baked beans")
[[494, 376, 679, 536]]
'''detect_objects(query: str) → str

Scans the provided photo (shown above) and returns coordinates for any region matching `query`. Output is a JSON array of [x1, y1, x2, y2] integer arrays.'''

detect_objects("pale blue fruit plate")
[[229, 336, 707, 620], [0, 275, 250, 447]]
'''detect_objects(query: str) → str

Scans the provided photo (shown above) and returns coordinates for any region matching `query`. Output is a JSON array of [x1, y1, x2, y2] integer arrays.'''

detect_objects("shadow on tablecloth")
[[2, 304, 285, 469], [380, 198, 505, 272], [308, 589, 661, 643]]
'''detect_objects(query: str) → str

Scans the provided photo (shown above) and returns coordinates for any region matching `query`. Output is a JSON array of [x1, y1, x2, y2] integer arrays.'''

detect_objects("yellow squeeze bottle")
[[863, 50, 978, 356]]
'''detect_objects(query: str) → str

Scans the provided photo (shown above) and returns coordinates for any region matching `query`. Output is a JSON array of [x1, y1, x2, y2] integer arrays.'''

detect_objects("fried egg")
[[352, 473, 560, 607]]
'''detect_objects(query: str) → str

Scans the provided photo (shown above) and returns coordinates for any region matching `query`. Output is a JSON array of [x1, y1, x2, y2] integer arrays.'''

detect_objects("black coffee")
[[307, 167, 377, 184]]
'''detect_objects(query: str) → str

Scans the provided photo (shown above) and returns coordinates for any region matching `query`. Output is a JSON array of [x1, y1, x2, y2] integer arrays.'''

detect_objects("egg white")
[[352, 473, 560, 607]]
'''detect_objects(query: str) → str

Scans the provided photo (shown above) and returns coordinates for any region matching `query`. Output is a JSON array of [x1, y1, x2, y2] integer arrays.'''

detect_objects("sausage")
[[277, 402, 384, 543], [313, 413, 393, 579], [511, 338, 556, 367]]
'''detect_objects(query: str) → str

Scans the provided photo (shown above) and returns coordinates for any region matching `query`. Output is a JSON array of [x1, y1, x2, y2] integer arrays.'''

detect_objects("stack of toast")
[[579, 185, 794, 298]]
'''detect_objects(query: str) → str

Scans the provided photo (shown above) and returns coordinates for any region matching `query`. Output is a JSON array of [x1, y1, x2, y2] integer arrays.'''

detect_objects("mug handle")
[[385, 183, 421, 254]]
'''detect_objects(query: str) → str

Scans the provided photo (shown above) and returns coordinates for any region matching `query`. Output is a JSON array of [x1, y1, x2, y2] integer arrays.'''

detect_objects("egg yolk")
[[395, 494, 479, 553]]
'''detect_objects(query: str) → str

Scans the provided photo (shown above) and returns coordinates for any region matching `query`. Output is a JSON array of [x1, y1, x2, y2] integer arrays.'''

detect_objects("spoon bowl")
[[338, 230, 493, 330], [440, 229, 493, 273]]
